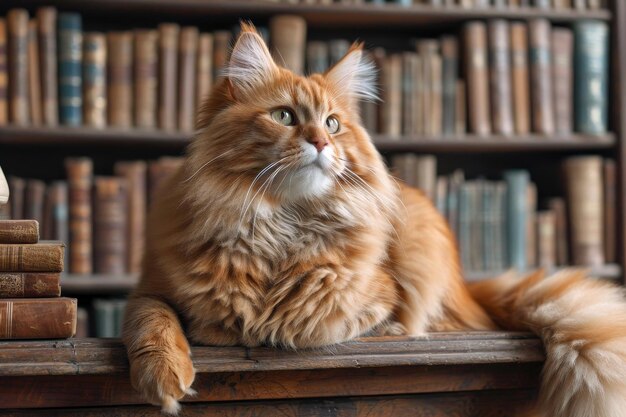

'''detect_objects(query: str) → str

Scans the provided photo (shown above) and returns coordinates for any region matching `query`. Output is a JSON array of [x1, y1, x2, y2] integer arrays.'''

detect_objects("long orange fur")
[[123, 24, 626, 416]]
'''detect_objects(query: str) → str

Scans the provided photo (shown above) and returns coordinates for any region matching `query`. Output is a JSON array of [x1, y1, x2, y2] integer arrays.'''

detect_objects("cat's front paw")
[[128, 342, 196, 415]]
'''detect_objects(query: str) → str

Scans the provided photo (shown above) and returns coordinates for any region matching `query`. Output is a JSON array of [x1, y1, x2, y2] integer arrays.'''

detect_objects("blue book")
[[58, 13, 83, 126], [574, 21, 609, 134], [504, 170, 529, 271]]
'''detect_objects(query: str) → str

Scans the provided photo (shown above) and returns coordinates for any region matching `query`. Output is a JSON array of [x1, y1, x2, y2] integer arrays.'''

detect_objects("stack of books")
[[0, 219, 77, 339]]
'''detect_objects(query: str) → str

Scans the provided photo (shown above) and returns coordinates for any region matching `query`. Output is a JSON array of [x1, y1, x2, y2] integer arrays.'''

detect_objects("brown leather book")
[[0, 220, 39, 244], [75, 307, 88, 338], [416, 40, 440, 136], [270, 15, 307, 74], [8, 177, 25, 220], [114, 161, 147, 274], [380, 54, 402, 139], [212, 30, 231, 81], [94, 177, 128, 274], [148, 157, 183, 206], [464, 22, 491, 136], [563, 156, 604, 266], [65, 158, 93, 274], [547, 197, 569, 266], [0, 241, 64, 272], [529, 19, 555, 135], [526, 183, 537, 268], [551, 28, 573, 134], [7, 9, 30, 125], [0, 19, 7, 126], [488, 20, 514, 135], [83, 32, 107, 128], [0, 272, 60, 297], [603, 159, 616, 263], [134, 29, 158, 129], [455, 80, 466, 135], [36, 7, 58, 126], [27, 20, 42, 126], [158, 23, 179, 131], [178, 26, 199, 132], [510, 23, 531, 135], [536, 211, 556, 269], [0, 298, 76, 339], [196, 33, 213, 113], [24, 179, 46, 227], [107, 31, 133, 128]]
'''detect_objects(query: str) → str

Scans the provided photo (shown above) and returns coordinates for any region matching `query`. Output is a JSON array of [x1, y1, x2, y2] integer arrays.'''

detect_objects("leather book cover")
[[552, 28, 573, 134], [134, 29, 158, 129], [27, 20, 42, 126], [8, 177, 25, 220], [107, 31, 133, 128], [464, 22, 491, 135], [510, 22, 531, 135], [0, 220, 39, 244], [36, 7, 58, 126], [529, 19, 555, 134], [24, 179, 46, 227], [196, 33, 214, 113], [158, 23, 179, 131], [0, 272, 60, 297], [7, 9, 30, 125], [0, 241, 65, 272], [488, 20, 514, 135], [0, 298, 76, 339], [94, 177, 128, 274], [65, 158, 93, 274], [83, 32, 107, 128], [603, 159, 616, 263], [178, 26, 199, 132], [547, 197, 569, 266], [270, 15, 307, 75]]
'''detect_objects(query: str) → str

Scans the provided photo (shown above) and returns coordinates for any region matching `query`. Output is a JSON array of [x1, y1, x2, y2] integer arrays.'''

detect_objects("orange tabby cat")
[[123, 23, 626, 417]]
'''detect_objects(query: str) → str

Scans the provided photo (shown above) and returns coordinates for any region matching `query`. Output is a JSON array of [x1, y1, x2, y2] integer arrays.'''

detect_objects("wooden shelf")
[[0, 126, 616, 153], [4, 0, 612, 27]]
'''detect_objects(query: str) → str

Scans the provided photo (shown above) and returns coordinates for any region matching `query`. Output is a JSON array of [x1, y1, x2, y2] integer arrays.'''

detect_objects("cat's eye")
[[271, 109, 296, 126], [326, 116, 340, 134]]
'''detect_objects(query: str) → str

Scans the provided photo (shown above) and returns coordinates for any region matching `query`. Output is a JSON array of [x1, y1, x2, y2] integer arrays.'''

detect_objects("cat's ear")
[[325, 43, 378, 102], [224, 23, 278, 97]]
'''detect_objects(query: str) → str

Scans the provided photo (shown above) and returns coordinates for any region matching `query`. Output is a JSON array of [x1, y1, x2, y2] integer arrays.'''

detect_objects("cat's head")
[[191, 23, 386, 206]]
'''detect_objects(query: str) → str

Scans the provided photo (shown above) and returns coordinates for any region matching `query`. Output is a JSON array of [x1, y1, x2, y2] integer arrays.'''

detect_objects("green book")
[[504, 170, 530, 271], [93, 299, 115, 338]]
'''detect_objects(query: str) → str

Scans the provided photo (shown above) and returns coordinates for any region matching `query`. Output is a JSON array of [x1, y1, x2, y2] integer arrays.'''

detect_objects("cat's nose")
[[307, 137, 328, 153]]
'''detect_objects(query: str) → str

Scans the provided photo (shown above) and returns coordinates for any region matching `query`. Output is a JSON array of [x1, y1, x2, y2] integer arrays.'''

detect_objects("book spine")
[[196, 33, 214, 112], [27, 20, 42, 126], [270, 15, 307, 75], [83, 32, 107, 128], [7, 9, 30, 125], [414, 54, 424, 135], [455, 79, 466, 134], [564, 156, 604, 266], [36, 7, 58, 126], [529, 19, 555, 134], [57, 13, 82, 126], [0, 220, 39, 244], [158, 23, 179, 131], [504, 170, 529, 271], [24, 179, 46, 227], [45, 181, 68, 246], [488, 20, 514, 135], [0, 298, 76, 339], [0, 272, 60, 297], [552, 28, 573, 134], [603, 159, 616, 263], [536, 211, 557, 269], [380, 55, 402, 138], [547, 197, 569, 265], [402, 53, 416, 136], [526, 182, 537, 268], [8, 177, 25, 220], [65, 158, 92, 274], [469, 181, 483, 271], [178, 26, 199, 132], [493, 181, 507, 271], [212, 30, 231, 80], [0, 243, 64, 272], [94, 177, 128, 274], [441, 36, 457, 135], [114, 161, 147, 274], [464, 22, 491, 135], [574, 21, 609, 134], [430, 52, 443, 136], [0, 19, 7, 126], [416, 155, 437, 201], [107, 31, 133, 128], [306, 41, 329, 74], [458, 182, 472, 271], [148, 157, 183, 205], [510, 23, 531, 135], [134, 30, 158, 128]]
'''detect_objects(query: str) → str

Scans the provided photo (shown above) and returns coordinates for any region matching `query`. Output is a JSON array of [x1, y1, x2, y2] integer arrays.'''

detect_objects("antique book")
[[481, 182, 495, 272], [401, 52, 418, 136], [510, 23, 530, 135], [552, 28, 573, 134], [107, 31, 133, 128], [455, 80, 466, 135], [57, 12, 82, 126], [24, 180, 45, 226], [413, 53, 424, 135], [504, 170, 529, 271], [441, 36, 457, 135], [8, 177, 25, 220], [42, 181, 68, 244], [416, 40, 440, 136], [574, 21, 609, 134], [83, 32, 107, 128], [94, 177, 128, 274], [0, 298, 76, 339], [134, 29, 158, 129], [7, 9, 29, 125], [529, 19, 555, 134], [526, 183, 537, 269], [114, 161, 147, 274], [0, 220, 38, 244], [0, 19, 7, 126], [493, 181, 507, 271], [75, 307, 88, 338], [148, 157, 184, 205], [380, 54, 402, 138], [306, 41, 329, 74], [0, 241, 64, 272], [464, 22, 491, 135], [27, 20, 42, 126], [212, 30, 231, 80], [488, 20, 514, 135], [469, 181, 483, 272], [446, 170, 465, 237], [36, 7, 58, 126], [547, 197, 568, 266], [563, 156, 604, 266], [270, 15, 307, 74], [0, 272, 60, 297], [178, 26, 199, 132], [603, 159, 616, 263], [196, 33, 213, 113], [65, 158, 93, 274], [158, 23, 179, 131], [458, 182, 472, 270], [416, 155, 437, 202], [536, 211, 556, 270]]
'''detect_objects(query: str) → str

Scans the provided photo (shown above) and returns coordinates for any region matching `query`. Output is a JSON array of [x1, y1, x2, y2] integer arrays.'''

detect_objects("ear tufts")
[[325, 42, 379, 102]]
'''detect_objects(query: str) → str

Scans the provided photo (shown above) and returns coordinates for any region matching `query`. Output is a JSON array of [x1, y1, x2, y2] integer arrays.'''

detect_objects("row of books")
[[358, 19, 609, 138], [0, 219, 77, 339], [270, 0, 606, 10], [0, 157, 183, 276], [391, 155, 615, 272]]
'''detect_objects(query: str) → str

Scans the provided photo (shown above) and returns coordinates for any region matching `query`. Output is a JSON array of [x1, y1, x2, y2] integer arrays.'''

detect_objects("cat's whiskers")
[[184, 148, 235, 183], [251, 162, 292, 249]]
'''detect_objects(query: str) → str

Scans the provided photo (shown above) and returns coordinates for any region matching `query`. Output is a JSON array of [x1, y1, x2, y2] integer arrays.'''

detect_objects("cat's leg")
[[122, 295, 195, 415]]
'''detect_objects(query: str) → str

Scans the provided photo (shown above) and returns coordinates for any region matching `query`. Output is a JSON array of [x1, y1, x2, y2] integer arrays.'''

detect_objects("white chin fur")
[[280, 164, 333, 202]]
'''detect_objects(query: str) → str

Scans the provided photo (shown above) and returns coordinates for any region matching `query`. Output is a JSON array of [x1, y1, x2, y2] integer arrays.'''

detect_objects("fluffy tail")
[[468, 269, 626, 417]]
